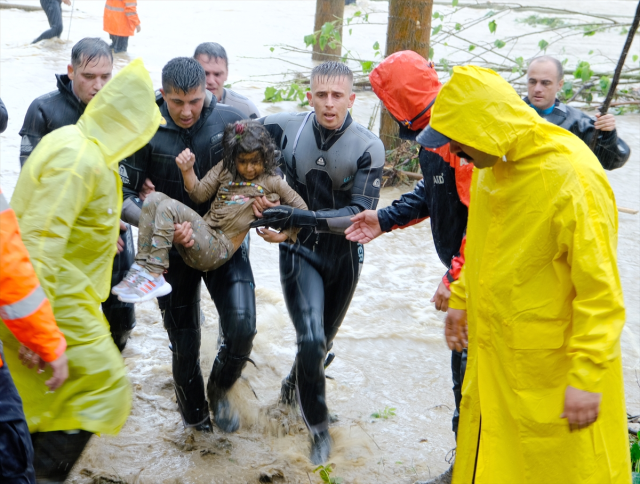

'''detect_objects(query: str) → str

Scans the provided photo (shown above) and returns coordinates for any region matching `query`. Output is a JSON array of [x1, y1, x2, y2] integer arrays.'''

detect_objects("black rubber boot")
[[310, 429, 332, 465], [279, 371, 297, 407], [207, 383, 239, 433], [206, 347, 249, 433]]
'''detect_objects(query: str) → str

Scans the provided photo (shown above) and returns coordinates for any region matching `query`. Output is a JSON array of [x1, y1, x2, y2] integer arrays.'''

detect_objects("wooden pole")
[[312, 0, 345, 62], [590, 0, 640, 151], [380, 0, 434, 150]]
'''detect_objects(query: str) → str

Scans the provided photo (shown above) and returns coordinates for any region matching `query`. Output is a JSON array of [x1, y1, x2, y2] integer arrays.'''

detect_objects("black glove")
[[250, 206, 317, 231]]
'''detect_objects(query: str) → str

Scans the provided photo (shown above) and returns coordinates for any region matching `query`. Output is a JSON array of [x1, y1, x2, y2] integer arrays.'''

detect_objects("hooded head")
[[77, 58, 161, 166], [369, 51, 441, 139], [417, 65, 546, 162]]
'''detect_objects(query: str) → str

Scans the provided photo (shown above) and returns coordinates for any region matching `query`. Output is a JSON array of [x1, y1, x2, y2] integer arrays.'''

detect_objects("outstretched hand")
[[444, 308, 468, 352], [345, 210, 383, 244], [175, 148, 196, 173]]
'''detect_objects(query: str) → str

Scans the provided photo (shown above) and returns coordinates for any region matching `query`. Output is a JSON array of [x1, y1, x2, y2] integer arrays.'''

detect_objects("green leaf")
[[512, 66, 520, 73], [588, 50, 594, 55], [515, 56, 524, 67], [432, 24, 442, 36], [373, 41, 380, 50], [361, 60, 374, 73], [621, 26, 629, 35], [304, 34, 316, 47], [364, 13, 369, 22], [269, 47, 274, 53], [433, 11, 440, 19], [321, 22, 334, 36], [452, 0, 459, 6], [349, 28, 352, 36], [468, 44, 476, 52], [633, 54, 638, 62], [488, 19, 497, 34], [631, 442, 640, 463], [319, 36, 327, 51], [354, 10, 361, 17], [574, 61, 593, 82], [328, 42, 337, 50], [584, 29, 596, 37], [599, 75, 611, 94], [562, 58, 568, 66], [429, 47, 434, 59], [538, 39, 549, 51], [333, 30, 341, 43], [374, 51, 381, 57], [263, 86, 277, 102], [455, 22, 462, 30], [494, 39, 506, 48]]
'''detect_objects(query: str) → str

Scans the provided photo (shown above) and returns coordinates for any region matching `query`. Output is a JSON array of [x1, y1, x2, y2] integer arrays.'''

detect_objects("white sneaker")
[[111, 263, 144, 296], [117, 270, 172, 303]]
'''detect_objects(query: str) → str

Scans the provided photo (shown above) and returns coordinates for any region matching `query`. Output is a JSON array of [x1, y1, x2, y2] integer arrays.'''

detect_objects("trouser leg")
[[103, 224, 136, 351], [135, 192, 170, 268], [0, 350, 35, 484], [451, 348, 467, 439], [112, 35, 129, 53], [279, 246, 327, 433], [204, 238, 256, 395], [158, 254, 209, 426], [30, 431, 92, 483], [33, 0, 63, 43]]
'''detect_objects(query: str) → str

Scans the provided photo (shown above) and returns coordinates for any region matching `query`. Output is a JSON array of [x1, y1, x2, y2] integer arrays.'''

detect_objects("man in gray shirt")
[[194, 42, 260, 120]]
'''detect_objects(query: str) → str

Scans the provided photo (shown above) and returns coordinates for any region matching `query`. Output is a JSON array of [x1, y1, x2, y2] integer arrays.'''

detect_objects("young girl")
[[114, 121, 307, 303]]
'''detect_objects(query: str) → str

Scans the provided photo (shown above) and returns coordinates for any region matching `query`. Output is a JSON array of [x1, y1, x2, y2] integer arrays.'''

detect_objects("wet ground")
[[1, 1, 639, 483]]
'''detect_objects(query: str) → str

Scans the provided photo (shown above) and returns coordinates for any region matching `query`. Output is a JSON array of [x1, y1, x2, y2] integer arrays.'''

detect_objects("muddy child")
[[114, 121, 307, 303]]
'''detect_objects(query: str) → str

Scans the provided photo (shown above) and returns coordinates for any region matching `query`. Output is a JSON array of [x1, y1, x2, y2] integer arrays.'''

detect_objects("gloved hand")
[[250, 206, 317, 231]]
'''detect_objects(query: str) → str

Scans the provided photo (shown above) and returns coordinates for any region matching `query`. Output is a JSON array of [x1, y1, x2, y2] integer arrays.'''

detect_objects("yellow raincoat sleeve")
[[17, 137, 97, 301], [448, 264, 467, 310], [556, 168, 625, 394]]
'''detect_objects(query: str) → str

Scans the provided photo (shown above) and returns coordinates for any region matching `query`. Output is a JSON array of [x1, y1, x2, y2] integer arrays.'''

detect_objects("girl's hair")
[[222, 121, 279, 177]]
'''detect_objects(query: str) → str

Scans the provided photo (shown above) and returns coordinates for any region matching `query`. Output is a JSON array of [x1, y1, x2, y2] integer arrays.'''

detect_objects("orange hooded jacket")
[[103, 0, 140, 37], [0, 189, 65, 367]]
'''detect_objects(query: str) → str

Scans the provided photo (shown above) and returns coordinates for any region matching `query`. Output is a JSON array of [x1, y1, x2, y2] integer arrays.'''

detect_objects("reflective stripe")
[[125, 2, 137, 5], [0, 192, 9, 213], [0, 285, 46, 321], [105, 5, 124, 11], [125, 12, 135, 16]]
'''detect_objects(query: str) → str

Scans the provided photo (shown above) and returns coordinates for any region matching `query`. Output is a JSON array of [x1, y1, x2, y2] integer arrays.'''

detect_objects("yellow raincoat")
[[1, 59, 160, 435], [433, 66, 630, 483]]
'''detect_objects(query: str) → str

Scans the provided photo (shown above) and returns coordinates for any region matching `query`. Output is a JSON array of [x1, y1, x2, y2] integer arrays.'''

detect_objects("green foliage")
[[538, 39, 549, 51], [599, 75, 611, 95], [630, 439, 640, 473], [583, 24, 598, 36], [433, 24, 443, 36], [371, 405, 397, 419], [452, 0, 459, 6], [263, 84, 309, 106], [633, 55, 639, 63], [574, 61, 593, 82], [560, 80, 574, 101], [488, 19, 497, 34], [313, 464, 344, 484], [455, 22, 462, 30], [468, 44, 476, 52], [494, 39, 506, 48], [519, 15, 565, 29], [429, 47, 435, 60]]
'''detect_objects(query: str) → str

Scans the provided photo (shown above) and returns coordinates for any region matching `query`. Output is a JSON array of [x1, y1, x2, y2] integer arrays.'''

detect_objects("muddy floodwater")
[[1, 1, 639, 482]]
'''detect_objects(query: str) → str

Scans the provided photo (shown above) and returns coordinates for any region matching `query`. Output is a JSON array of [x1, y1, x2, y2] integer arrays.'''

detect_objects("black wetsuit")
[[33, 0, 64, 43], [524, 97, 630, 170], [119, 92, 252, 427], [377, 142, 468, 436], [0, 98, 7, 133], [18, 73, 136, 352], [260, 111, 385, 434]]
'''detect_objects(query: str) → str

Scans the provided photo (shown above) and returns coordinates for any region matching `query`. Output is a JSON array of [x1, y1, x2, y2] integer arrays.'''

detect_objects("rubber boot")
[[310, 429, 332, 465], [206, 347, 249, 433], [279, 369, 297, 407]]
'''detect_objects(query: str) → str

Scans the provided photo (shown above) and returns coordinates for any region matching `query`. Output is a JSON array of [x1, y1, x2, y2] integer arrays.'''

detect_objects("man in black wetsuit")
[[526, 55, 630, 170], [33, 0, 71, 44], [19, 37, 136, 352], [345, 51, 470, 484], [118, 57, 252, 433], [251, 61, 385, 465]]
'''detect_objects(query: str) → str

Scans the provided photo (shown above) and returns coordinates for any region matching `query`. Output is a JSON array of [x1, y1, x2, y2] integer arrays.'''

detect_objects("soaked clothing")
[[30, 430, 92, 483], [120, 91, 256, 426], [33, 0, 63, 44], [109, 34, 129, 53], [19, 73, 136, 351], [261, 111, 384, 432], [524, 96, 630, 170], [220, 88, 260, 120]]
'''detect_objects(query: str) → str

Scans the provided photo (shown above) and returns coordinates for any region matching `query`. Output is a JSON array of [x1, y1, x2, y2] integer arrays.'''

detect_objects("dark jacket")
[[19, 74, 84, 167], [119, 91, 244, 218], [0, 98, 7, 133], [378, 147, 468, 280], [524, 97, 630, 170]]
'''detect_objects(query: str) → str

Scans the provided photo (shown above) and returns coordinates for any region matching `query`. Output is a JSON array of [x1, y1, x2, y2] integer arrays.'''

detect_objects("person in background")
[[194, 42, 261, 119], [0, 184, 69, 484], [526, 55, 630, 170], [103, 0, 141, 54], [33, 0, 71, 44], [0, 98, 7, 132], [1, 59, 160, 483], [19, 37, 136, 352]]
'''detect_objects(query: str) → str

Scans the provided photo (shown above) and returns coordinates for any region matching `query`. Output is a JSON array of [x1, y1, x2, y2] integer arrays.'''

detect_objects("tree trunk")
[[312, 0, 345, 62], [380, 0, 434, 150]]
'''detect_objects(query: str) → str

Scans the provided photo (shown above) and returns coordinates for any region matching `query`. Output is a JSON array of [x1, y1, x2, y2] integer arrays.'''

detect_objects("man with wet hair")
[[19, 37, 137, 353], [252, 61, 385, 465], [118, 57, 253, 434], [526, 55, 630, 170], [194, 42, 260, 119]]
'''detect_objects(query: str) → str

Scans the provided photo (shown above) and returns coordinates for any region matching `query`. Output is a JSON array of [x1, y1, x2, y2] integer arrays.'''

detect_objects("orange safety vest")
[[103, 0, 140, 37], [0, 189, 65, 367]]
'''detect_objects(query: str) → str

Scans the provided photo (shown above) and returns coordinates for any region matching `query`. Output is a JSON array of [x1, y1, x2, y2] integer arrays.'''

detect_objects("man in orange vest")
[[0, 186, 69, 483], [103, 0, 141, 54]]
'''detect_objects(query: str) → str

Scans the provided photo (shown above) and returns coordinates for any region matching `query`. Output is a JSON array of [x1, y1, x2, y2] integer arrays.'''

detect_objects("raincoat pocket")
[[504, 321, 568, 391]]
